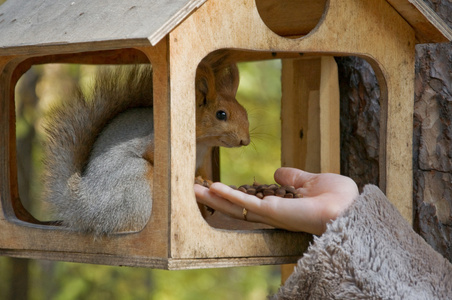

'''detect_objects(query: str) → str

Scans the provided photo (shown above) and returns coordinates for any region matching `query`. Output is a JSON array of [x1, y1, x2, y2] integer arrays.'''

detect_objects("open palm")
[[194, 167, 358, 235]]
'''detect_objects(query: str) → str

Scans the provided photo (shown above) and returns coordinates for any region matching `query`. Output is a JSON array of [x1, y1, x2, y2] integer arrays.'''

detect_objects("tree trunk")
[[337, 56, 380, 191], [412, 0, 452, 262]]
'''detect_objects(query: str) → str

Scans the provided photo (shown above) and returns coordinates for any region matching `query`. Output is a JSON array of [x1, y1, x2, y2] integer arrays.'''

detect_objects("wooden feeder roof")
[[0, 0, 451, 56], [386, 0, 452, 43], [0, 0, 206, 55]]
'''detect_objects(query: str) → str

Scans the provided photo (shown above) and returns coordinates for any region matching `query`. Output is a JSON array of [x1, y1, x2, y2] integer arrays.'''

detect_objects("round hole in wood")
[[255, 0, 327, 39]]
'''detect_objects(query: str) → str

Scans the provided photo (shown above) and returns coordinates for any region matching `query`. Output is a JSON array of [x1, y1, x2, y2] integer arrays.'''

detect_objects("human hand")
[[194, 167, 358, 235]]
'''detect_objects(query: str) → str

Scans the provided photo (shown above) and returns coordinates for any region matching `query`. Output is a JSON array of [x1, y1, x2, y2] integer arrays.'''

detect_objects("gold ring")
[[242, 208, 248, 221]]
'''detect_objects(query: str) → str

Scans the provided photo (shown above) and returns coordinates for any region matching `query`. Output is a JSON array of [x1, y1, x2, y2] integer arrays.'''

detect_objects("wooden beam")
[[280, 56, 340, 283]]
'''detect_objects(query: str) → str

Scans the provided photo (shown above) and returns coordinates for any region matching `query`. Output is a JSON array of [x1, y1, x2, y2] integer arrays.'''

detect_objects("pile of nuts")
[[234, 183, 303, 199], [195, 176, 303, 199]]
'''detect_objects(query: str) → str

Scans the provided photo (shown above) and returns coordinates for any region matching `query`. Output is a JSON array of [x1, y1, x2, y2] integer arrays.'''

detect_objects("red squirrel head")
[[195, 60, 250, 148]]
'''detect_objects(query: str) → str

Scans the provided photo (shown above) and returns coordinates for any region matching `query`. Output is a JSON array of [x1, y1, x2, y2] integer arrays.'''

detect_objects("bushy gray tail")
[[42, 65, 153, 221]]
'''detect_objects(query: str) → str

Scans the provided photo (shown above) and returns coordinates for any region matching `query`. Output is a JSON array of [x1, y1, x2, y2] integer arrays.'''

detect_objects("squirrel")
[[42, 56, 250, 236]]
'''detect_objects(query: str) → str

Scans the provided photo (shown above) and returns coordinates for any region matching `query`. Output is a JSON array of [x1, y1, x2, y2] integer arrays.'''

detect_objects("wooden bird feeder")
[[0, 0, 451, 270]]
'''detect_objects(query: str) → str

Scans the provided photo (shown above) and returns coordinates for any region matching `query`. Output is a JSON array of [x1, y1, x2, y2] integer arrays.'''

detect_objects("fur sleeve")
[[272, 185, 452, 299]]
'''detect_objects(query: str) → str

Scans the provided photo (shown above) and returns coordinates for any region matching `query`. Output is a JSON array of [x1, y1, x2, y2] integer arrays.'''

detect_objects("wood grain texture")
[[281, 58, 321, 171], [0, 0, 206, 55], [280, 56, 340, 283], [16, 49, 150, 69], [387, 0, 452, 43], [255, 0, 327, 38], [281, 57, 340, 173], [0, 249, 302, 270], [319, 57, 340, 173]]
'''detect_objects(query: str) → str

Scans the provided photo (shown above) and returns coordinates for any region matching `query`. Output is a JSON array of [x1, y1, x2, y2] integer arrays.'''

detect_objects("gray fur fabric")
[[272, 185, 452, 299]]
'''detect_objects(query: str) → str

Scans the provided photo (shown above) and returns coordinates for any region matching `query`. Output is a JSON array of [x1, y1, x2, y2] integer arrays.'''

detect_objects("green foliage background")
[[1, 60, 283, 299], [221, 61, 282, 186]]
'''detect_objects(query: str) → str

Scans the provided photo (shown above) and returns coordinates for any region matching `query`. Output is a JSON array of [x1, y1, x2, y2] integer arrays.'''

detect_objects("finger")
[[194, 184, 236, 211], [246, 194, 326, 234], [274, 167, 318, 188], [197, 183, 326, 233], [207, 183, 278, 224], [195, 184, 266, 223], [209, 182, 264, 212], [208, 183, 302, 226], [194, 184, 214, 206]]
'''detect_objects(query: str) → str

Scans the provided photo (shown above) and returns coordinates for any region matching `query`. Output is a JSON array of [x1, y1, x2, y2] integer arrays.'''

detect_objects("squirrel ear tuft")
[[198, 76, 209, 96], [217, 64, 239, 96], [196, 62, 216, 105]]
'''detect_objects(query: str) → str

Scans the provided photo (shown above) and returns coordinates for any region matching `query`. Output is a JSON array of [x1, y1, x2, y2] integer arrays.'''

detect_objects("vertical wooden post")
[[280, 56, 340, 283], [136, 41, 172, 259]]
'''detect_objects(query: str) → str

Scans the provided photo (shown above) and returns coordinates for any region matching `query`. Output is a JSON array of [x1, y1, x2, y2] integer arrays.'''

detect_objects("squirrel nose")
[[240, 137, 250, 146]]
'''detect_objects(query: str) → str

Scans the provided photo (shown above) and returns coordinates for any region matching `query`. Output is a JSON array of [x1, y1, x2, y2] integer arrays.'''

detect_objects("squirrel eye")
[[216, 110, 227, 121]]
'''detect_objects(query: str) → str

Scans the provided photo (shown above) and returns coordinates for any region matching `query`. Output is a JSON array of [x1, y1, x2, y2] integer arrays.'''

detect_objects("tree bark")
[[413, 42, 452, 261], [337, 56, 380, 191], [412, 0, 452, 262]]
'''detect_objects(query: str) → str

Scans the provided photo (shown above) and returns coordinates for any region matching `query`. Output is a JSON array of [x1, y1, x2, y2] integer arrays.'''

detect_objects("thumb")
[[274, 167, 317, 188]]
